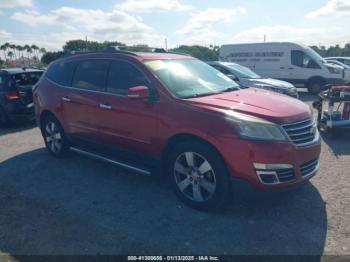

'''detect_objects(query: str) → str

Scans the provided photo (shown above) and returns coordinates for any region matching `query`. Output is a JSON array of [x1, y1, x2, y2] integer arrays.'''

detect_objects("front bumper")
[[217, 135, 321, 190], [326, 78, 346, 86]]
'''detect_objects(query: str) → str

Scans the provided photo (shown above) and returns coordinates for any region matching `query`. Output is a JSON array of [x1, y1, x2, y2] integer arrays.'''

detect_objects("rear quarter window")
[[46, 60, 77, 86]]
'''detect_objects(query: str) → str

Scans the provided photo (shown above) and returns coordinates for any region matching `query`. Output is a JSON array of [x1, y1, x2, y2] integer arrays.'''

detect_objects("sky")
[[0, 0, 349, 51]]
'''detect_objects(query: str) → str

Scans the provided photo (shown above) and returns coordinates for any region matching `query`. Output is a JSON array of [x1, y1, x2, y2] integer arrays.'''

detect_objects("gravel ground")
[[0, 93, 349, 258]]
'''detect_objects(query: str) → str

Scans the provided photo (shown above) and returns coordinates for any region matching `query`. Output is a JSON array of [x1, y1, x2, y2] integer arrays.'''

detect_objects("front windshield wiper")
[[219, 86, 240, 93], [182, 91, 221, 99]]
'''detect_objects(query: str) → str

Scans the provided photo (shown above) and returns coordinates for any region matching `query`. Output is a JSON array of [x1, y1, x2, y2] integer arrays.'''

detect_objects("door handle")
[[280, 67, 285, 69], [288, 67, 295, 70], [99, 103, 112, 110], [62, 96, 71, 102]]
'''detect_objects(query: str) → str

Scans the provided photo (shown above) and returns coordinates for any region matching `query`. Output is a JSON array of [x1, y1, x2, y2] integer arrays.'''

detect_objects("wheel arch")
[[306, 76, 327, 86], [161, 133, 228, 175], [40, 110, 56, 128]]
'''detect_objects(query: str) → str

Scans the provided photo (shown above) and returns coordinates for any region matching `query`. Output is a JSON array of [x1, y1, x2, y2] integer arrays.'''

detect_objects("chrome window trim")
[[46, 57, 158, 100]]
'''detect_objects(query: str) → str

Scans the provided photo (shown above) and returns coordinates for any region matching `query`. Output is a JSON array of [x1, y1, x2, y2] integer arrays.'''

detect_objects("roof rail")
[[60, 46, 191, 58]]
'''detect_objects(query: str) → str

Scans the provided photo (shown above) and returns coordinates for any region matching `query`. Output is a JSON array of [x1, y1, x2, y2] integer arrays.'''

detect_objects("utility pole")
[[85, 36, 88, 51], [165, 38, 168, 51], [264, 35, 266, 43]]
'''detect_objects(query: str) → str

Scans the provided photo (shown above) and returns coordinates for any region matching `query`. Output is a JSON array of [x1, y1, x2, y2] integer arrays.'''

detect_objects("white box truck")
[[219, 42, 345, 93]]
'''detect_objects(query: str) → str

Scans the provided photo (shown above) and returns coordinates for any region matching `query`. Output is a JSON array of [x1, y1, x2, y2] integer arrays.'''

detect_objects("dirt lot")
[[0, 93, 349, 257]]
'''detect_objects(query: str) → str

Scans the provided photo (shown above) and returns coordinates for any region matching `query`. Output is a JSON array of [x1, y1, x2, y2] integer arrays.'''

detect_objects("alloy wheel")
[[174, 152, 217, 202], [44, 121, 62, 154]]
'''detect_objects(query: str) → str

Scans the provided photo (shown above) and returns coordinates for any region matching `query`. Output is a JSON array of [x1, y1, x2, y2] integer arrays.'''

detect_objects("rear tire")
[[41, 114, 70, 158], [166, 141, 231, 210]]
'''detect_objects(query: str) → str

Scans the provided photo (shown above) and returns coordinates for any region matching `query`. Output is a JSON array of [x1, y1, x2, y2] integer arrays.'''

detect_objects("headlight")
[[255, 84, 284, 94], [225, 111, 289, 141], [327, 65, 342, 74]]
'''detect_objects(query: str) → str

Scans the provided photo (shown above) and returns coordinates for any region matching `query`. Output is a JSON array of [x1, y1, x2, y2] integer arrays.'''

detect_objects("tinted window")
[[46, 60, 77, 86], [291, 50, 320, 69], [11, 72, 43, 85], [72, 60, 109, 91], [107, 61, 149, 95]]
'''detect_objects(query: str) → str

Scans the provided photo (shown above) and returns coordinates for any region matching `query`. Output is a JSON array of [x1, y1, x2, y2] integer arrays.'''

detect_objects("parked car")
[[0, 67, 44, 126], [207, 61, 299, 98], [33, 50, 321, 209], [220, 42, 345, 94], [324, 59, 350, 84], [325, 57, 350, 67]]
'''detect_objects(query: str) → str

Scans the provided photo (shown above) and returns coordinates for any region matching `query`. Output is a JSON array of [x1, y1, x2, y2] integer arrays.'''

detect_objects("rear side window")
[[107, 60, 149, 95], [291, 50, 320, 69], [72, 60, 109, 91], [46, 61, 77, 86]]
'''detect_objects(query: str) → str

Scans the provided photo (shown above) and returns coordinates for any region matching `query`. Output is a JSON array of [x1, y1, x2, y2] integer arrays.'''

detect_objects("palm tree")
[[31, 44, 39, 60], [18, 45, 25, 60], [39, 47, 46, 59], [1, 42, 10, 61], [9, 44, 17, 60], [0, 44, 7, 60], [24, 44, 31, 60], [7, 51, 14, 61], [15, 45, 22, 59]]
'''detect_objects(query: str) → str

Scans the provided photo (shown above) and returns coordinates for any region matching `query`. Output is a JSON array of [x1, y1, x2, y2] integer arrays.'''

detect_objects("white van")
[[219, 42, 345, 93]]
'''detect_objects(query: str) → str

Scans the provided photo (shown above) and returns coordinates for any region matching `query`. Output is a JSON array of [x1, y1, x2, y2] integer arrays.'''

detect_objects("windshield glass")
[[307, 47, 326, 64], [11, 72, 43, 86], [144, 59, 239, 98], [224, 63, 261, 79]]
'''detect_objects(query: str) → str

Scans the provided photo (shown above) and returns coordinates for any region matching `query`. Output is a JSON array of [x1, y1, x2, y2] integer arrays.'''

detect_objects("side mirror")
[[127, 85, 150, 99]]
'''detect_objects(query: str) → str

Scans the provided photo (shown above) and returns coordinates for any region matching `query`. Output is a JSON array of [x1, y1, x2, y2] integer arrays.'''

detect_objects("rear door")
[[61, 59, 110, 142]]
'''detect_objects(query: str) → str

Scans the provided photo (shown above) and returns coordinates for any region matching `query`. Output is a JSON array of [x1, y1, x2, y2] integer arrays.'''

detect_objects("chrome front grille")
[[300, 158, 319, 177], [282, 118, 316, 146]]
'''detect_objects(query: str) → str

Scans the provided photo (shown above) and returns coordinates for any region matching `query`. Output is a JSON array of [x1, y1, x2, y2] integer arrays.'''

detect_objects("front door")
[[95, 60, 159, 156]]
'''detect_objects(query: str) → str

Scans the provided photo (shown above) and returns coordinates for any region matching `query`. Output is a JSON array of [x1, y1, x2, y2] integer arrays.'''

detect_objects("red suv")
[[33, 50, 321, 209]]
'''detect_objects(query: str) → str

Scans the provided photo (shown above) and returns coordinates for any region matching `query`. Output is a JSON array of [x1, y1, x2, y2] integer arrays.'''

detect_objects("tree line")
[[40, 40, 350, 65], [310, 44, 350, 57], [40, 40, 220, 65], [1, 39, 350, 68], [0, 43, 47, 66]]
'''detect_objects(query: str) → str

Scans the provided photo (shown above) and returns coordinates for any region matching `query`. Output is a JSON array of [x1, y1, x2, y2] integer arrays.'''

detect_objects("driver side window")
[[291, 50, 320, 69], [107, 61, 149, 95]]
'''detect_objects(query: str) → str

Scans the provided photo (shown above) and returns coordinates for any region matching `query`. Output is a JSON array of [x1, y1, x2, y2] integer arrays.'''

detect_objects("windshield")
[[144, 59, 240, 98], [11, 72, 43, 86], [225, 63, 261, 79], [307, 47, 326, 64]]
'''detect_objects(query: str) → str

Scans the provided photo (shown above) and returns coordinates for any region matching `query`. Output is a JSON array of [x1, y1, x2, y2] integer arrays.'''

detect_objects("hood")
[[187, 88, 311, 124], [239, 78, 294, 89]]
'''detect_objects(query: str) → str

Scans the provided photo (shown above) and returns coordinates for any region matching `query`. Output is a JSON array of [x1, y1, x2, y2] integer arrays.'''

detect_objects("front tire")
[[307, 80, 325, 94], [167, 141, 231, 210], [41, 115, 70, 158]]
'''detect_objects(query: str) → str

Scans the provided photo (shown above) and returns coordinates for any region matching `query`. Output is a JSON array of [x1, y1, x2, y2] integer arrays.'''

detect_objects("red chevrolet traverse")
[[33, 49, 321, 209]]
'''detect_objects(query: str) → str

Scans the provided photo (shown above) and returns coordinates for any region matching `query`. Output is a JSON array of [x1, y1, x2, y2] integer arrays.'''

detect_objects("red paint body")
[[33, 52, 321, 190]]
